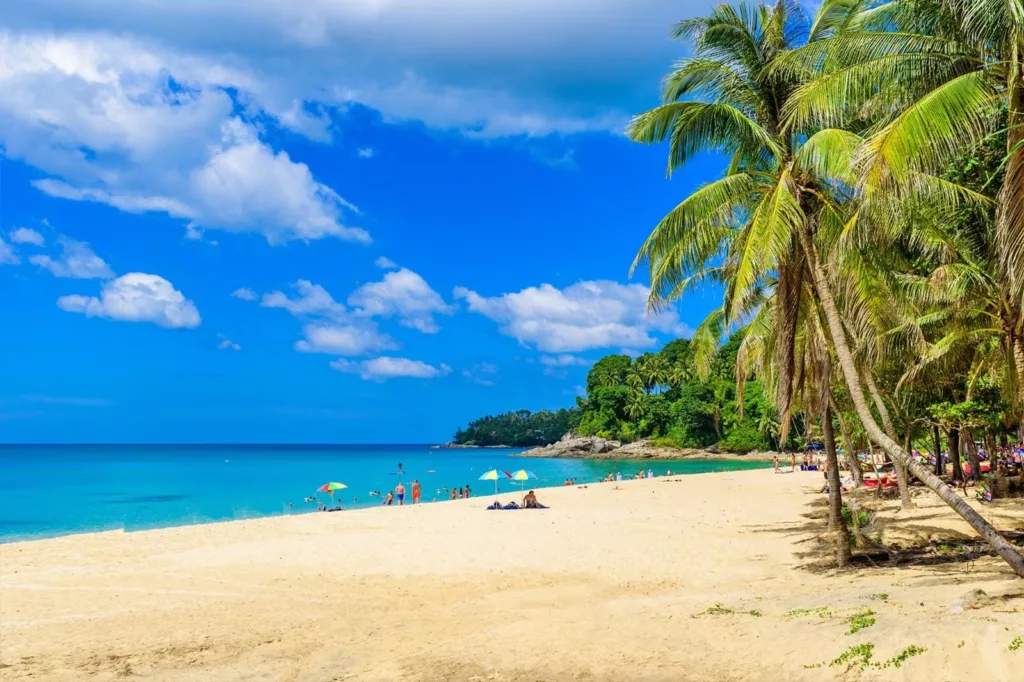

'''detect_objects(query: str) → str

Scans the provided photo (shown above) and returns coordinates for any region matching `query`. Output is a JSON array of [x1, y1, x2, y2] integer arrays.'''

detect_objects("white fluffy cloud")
[[57, 272, 201, 328], [462, 361, 498, 386], [230, 287, 258, 301], [0, 35, 367, 245], [261, 280, 346, 317], [2, 1, 698, 138], [29, 238, 114, 279], [358, 148, 375, 158], [295, 323, 397, 355], [217, 333, 241, 351], [253, 279, 398, 355], [454, 280, 684, 353], [348, 268, 452, 333], [0, 238, 18, 265], [331, 356, 450, 382], [374, 256, 397, 269], [540, 354, 589, 367], [540, 353, 589, 378], [9, 228, 44, 246]]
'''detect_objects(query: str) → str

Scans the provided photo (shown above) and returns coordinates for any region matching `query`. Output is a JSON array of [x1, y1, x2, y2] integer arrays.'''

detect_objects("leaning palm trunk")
[[798, 225, 1024, 577], [830, 395, 864, 487], [898, 430, 915, 508], [823, 402, 851, 567], [865, 373, 913, 508]]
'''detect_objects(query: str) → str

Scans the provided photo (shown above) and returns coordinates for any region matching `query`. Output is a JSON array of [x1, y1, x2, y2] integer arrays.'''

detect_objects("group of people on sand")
[[381, 480, 422, 506], [488, 489, 544, 510], [772, 452, 823, 474]]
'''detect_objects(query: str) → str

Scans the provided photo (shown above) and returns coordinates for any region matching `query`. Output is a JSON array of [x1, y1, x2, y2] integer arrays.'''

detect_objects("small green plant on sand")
[[809, 643, 927, 672], [693, 603, 734, 617], [1010, 636, 1022, 652], [880, 645, 927, 668], [957, 640, 965, 649], [841, 504, 872, 528], [829, 643, 875, 671], [847, 609, 876, 635], [869, 593, 888, 601], [748, 609, 762, 617], [783, 606, 832, 620]]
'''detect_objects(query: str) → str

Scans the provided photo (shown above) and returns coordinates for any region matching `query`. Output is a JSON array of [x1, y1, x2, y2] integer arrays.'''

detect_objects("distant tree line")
[[453, 332, 797, 452], [452, 409, 578, 447]]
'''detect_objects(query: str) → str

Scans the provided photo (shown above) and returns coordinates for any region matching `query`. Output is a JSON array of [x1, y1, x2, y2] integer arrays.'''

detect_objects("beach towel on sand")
[[486, 502, 547, 510]]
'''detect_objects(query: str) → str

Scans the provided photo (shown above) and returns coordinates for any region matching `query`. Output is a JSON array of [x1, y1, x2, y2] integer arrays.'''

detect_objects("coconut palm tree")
[[629, 0, 1024, 575], [626, 392, 647, 421], [669, 360, 692, 389], [779, 0, 1024, 399], [645, 354, 671, 394]]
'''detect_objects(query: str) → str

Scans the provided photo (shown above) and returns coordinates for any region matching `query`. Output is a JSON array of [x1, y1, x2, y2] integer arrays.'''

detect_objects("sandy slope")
[[1, 470, 1022, 681]]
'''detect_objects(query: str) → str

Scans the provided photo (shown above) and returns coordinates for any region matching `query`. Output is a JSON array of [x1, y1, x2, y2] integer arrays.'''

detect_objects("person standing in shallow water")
[[395, 482, 406, 506], [464, 484, 471, 498], [411, 479, 421, 504]]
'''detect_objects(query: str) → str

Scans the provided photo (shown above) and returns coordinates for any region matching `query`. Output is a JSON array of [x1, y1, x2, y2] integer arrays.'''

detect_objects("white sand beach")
[[2, 470, 1022, 681]]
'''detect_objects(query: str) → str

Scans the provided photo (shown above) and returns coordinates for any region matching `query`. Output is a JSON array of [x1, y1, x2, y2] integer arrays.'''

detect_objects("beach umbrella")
[[477, 469, 511, 497], [508, 469, 537, 490], [317, 482, 347, 501]]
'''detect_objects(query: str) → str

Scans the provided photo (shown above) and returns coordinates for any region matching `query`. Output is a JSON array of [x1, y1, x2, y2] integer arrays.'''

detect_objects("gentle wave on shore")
[[0, 444, 769, 541]]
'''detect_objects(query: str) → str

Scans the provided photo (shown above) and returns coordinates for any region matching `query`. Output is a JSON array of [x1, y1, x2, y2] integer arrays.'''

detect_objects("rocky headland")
[[515, 434, 777, 461]]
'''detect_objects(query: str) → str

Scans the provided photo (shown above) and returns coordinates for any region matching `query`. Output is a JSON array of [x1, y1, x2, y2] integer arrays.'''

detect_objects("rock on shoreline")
[[513, 434, 622, 458], [516, 435, 777, 462]]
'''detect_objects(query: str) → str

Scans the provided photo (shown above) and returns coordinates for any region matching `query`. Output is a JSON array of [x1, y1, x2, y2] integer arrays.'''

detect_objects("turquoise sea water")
[[0, 444, 770, 542]]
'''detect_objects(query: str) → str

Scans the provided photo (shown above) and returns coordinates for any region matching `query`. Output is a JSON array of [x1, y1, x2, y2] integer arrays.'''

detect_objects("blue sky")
[[0, 0, 726, 443]]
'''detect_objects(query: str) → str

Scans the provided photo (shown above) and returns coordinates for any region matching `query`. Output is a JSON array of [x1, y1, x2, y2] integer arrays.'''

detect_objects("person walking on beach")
[[773, 454, 780, 473], [395, 482, 406, 506], [464, 484, 471, 498], [412, 480, 421, 504], [790, 453, 797, 472]]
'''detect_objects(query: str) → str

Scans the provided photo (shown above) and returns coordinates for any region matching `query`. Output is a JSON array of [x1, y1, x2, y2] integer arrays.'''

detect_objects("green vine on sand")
[[847, 609, 876, 635], [693, 603, 734, 617], [807, 643, 927, 671], [783, 605, 832, 620]]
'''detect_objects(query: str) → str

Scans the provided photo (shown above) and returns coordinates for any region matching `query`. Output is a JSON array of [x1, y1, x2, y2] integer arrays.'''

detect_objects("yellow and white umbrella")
[[508, 469, 537, 490], [477, 469, 511, 497]]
